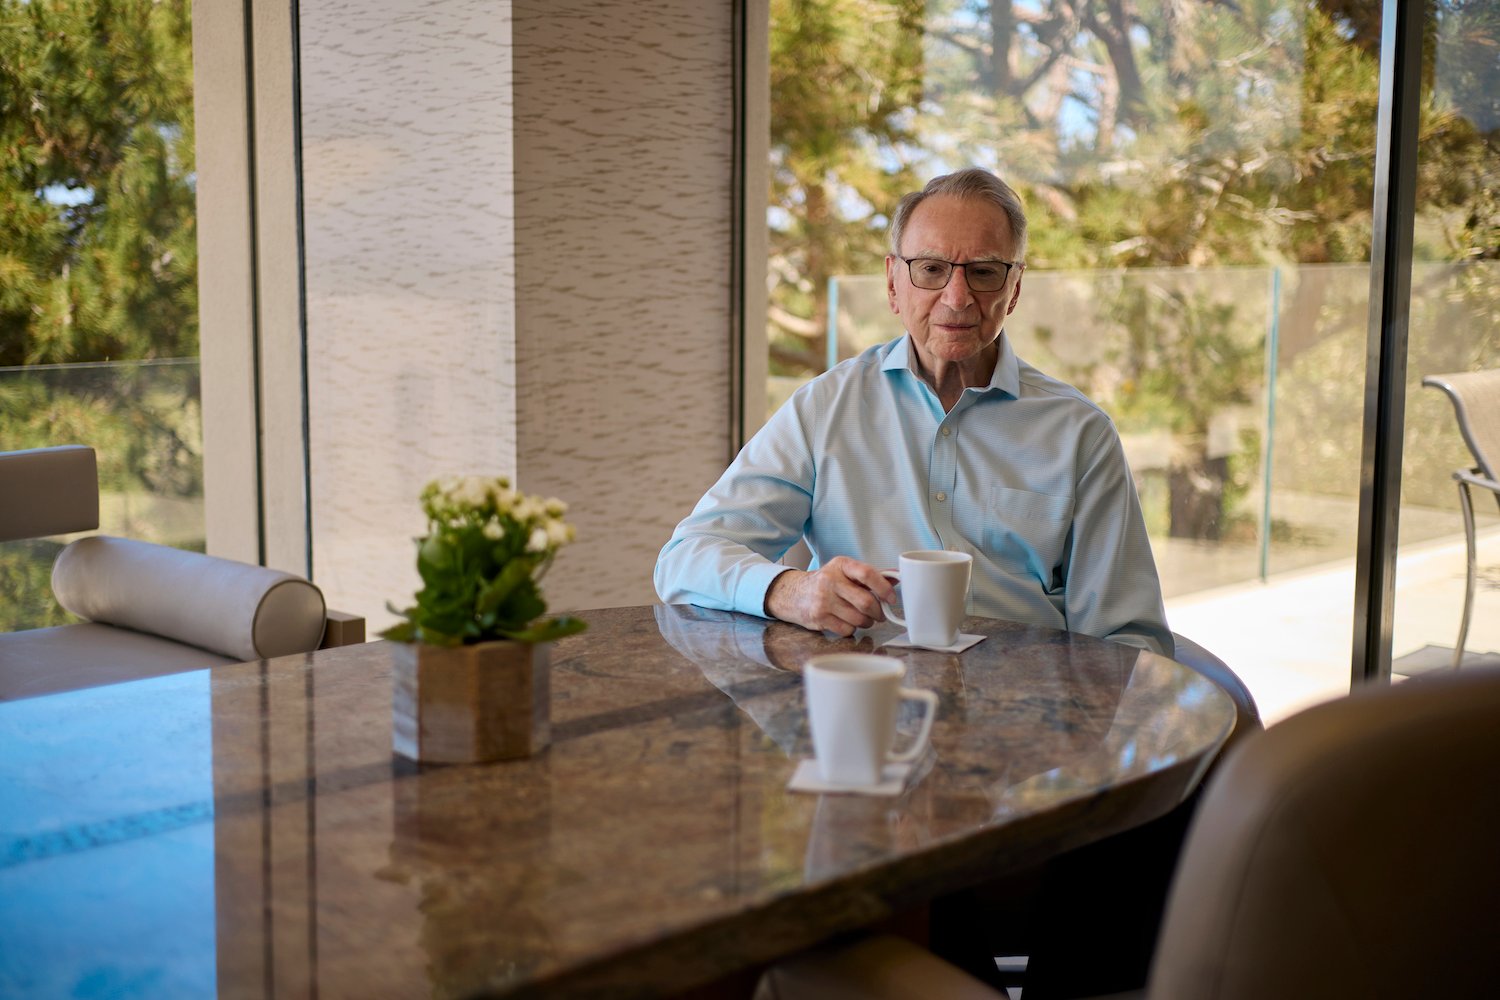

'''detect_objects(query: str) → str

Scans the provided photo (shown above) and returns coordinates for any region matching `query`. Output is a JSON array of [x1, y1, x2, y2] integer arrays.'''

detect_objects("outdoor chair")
[[0, 444, 364, 700], [1422, 369, 1500, 668], [756, 664, 1500, 1000]]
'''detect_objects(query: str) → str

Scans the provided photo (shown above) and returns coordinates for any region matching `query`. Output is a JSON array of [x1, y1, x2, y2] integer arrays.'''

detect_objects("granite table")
[[0, 605, 1235, 999]]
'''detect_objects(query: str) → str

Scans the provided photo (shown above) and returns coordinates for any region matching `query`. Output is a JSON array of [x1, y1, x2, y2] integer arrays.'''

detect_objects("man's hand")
[[764, 556, 897, 637]]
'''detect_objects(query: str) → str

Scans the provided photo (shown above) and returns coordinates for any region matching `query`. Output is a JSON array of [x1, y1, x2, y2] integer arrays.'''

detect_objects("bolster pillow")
[[52, 536, 327, 662]]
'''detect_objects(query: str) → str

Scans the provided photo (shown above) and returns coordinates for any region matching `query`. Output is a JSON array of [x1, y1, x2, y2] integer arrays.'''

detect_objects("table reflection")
[[649, 604, 1215, 886]]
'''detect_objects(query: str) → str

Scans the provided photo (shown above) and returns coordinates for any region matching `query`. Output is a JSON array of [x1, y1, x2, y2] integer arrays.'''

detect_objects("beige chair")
[[1423, 369, 1500, 668], [757, 665, 1500, 1000], [923, 631, 1259, 998], [0, 445, 364, 700]]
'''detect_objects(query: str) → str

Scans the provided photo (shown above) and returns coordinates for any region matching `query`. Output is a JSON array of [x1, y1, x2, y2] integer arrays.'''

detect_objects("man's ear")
[[886, 255, 900, 313], [1006, 270, 1024, 316]]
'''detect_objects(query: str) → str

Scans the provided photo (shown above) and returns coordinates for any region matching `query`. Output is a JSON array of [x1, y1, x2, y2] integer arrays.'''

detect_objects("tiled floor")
[[1165, 526, 1500, 725]]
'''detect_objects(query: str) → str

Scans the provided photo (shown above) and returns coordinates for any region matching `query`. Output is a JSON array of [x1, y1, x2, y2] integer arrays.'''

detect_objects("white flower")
[[514, 497, 544, 523], [449, 476, 490, 509], [482, 520, 505, 541], [526, 527, 549, 553], [544, 497, 568, 517], [545, 518, 573, 546]]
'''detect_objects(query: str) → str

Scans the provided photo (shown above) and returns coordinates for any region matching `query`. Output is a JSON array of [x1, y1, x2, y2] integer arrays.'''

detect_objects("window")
[[0, 0, 201, 629], [767, 0, 1498, 719], [1391, 1, 1500, 676]]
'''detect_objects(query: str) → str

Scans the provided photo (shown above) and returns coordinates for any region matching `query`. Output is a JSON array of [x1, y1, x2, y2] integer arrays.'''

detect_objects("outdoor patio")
[[1166, 526, 1500, 725]]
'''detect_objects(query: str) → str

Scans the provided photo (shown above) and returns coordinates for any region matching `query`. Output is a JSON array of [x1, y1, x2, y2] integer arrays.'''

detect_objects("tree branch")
[[768, 304, 824, 339]]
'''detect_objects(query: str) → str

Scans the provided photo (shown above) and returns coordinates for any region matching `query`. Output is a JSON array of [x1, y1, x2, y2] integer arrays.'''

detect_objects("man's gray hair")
[[890, 168, 1028, 262]]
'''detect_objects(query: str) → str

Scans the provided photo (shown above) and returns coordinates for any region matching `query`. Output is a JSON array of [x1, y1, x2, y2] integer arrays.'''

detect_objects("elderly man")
[[656, 168, 1170, 657]]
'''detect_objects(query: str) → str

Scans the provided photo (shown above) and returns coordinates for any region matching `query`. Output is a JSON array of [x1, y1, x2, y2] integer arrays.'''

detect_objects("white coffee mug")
[[880, 550, 973, 647], [804, 653, 939, 786]]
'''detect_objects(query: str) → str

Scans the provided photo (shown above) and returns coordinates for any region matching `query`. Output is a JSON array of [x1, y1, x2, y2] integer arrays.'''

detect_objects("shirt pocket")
[[986, 485, 1074, 586]]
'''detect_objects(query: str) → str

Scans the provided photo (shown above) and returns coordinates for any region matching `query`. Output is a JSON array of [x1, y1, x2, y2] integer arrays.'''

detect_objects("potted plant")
[[382, 476, 586, 763]]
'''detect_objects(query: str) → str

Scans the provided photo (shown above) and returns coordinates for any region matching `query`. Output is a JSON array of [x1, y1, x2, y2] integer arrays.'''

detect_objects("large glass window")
[[1392, 2, 1500, 677], [768, 1, 1493, 720], [0, 0, 201, 630]]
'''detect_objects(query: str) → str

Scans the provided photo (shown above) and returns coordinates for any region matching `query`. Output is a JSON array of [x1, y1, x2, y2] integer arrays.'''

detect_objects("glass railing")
[[787, 261, 1500, 599], [0, 359, 204, 631]]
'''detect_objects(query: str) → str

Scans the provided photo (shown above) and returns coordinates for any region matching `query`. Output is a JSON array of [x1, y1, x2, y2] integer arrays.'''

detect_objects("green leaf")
[[476, 558, 531, 616], [457, 524, 491, 570], [494, 583, 546, 630], [379, 620, 416, 642], [416, 534, 456, 586], [501, 615, 588, 643], [415, 624, 462, 647]]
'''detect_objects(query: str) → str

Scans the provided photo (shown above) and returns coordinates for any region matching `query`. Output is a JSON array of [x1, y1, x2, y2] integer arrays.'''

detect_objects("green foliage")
[[0, 0, 197, 368], [769, 1, 1496, 378], [1104, 287, 1264, 437], [0, 540, 74, 631], [381, 478, 587, 648]]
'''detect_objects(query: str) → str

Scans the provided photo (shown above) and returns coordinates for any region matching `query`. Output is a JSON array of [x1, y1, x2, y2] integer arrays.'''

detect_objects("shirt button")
[[940, 426, 951, 437], [935, 492, 947, 502]]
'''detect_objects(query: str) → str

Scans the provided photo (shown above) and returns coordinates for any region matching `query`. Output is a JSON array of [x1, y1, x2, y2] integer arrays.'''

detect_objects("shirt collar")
[[883, 334, 1021, 399]]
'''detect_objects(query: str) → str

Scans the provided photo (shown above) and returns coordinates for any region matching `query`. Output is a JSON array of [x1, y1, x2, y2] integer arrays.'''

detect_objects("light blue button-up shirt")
[[655, 335, 1171, 655]]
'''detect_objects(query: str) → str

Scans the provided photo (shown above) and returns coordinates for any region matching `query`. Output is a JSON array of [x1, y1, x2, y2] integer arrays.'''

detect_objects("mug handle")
[[879, 569, 906, 630], [888, 687, 938, 763]]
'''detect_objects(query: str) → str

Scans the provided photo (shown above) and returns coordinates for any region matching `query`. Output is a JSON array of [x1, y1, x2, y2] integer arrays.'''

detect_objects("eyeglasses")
[[896, 256, 1020, 292]]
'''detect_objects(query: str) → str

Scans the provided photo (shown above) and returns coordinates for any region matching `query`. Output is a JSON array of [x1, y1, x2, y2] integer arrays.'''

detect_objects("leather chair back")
[[0, 445, 99, 543], [1150, 667, 1500, 999]]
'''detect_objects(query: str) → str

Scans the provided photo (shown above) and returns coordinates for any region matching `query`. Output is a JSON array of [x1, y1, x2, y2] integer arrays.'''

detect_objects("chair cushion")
[[0, 622, 238, 701], [51, 536, 326, 661]]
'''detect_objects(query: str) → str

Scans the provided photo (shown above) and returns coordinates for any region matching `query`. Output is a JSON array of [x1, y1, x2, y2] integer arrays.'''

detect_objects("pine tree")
[[1, 0, 197, 368]]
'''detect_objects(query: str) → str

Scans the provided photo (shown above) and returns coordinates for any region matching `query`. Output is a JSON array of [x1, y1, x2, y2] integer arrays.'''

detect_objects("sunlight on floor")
[[1166, 528, 1500, 726]]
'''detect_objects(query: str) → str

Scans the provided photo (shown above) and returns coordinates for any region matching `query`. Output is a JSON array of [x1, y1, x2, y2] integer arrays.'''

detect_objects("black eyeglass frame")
[[894, 255, 1023, 292]]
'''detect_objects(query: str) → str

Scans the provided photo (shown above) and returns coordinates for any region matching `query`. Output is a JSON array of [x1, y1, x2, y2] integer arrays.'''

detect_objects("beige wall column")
[[193, 0, 260, 565], [511, 0, 739, 611]]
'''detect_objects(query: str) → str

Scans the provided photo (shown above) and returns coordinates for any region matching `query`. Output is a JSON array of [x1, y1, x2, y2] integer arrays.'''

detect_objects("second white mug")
[[804, 653, 939, 786], [881, 549, 973, 647]]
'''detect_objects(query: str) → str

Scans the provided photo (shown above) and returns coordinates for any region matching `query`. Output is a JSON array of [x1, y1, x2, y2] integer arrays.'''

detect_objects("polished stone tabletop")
[[0, 605, 1234, 999]]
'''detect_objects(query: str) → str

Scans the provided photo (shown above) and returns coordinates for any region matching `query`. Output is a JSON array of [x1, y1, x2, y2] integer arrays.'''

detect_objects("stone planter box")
[[391, 639, 550, 763]]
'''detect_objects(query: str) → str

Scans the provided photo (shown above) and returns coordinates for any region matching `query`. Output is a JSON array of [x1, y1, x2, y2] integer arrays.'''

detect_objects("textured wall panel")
[[300, 0, 517, 625], [299, 0, 732, 625], [513, 0, 735, 612]]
